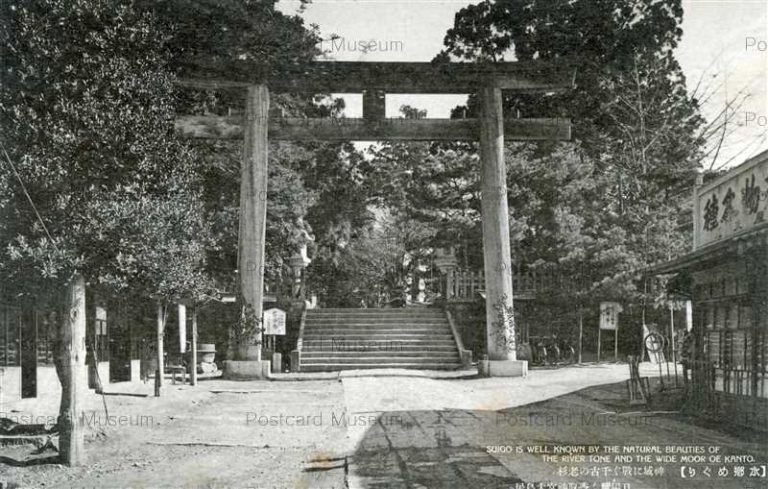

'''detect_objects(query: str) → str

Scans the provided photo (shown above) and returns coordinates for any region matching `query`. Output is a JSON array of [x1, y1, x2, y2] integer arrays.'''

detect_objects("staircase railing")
[[445, 309, 472, 368]]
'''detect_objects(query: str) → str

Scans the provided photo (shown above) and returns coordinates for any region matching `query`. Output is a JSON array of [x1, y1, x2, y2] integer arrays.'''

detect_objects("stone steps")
[[297, 308, 462, 372], [302, 354, 459, 363], [301, 350, 460, 358], [303, 334, 455, 340], [303, 326, 452, 333], [302, 340, 456, 352], [300, 362, 462, 372], [306, 320, 448, 325]]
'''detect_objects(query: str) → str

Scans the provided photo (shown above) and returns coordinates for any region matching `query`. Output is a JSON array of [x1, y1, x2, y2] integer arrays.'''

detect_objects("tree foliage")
[[0, 0, 215, 303], [432, 0, 705, 307]]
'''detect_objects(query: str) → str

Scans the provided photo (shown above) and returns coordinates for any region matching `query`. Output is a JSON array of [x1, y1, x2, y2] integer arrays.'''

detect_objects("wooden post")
[[155, 301, 164, 397], [597, 326, 602, 363], [578, 309, 583, 364], [669, 304, 676, 363], [56, 272, 87, 465], [238, 84, 269, 361], [692, 172, 703, 251], [191, 305, 198, 386], [479, 85, 516, 362], [669, 303, 679, 385], [614, 325, 618, 362], [178, 303, 187, 354], [363, 89, 386, 121]]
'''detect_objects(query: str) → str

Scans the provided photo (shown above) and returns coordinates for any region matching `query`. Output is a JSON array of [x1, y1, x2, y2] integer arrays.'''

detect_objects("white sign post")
[[263, 308, 286, 371], [599, 302, 623, 362], [263, 308, 286, 336]]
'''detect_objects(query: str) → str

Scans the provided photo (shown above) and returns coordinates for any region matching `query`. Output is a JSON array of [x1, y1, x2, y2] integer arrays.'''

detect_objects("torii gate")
[[176, 61, 573, 376]]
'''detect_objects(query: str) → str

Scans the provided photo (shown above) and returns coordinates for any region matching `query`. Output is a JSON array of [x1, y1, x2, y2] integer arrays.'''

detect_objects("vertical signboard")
[[599, 302, 622, 362], [263, 308, 286, 336]]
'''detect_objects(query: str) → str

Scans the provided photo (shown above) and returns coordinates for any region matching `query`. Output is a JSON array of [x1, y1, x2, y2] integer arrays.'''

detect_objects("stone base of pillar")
[[223, 360, 271, 379], [460, 349, 473, 368], [291, 350, 301, 373], [244, 345, 262, 361], [271, 352, 282, 373], [481, 360, 528, 377]]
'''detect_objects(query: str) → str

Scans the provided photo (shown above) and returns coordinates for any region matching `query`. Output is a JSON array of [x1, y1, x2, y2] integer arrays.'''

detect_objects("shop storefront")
[[651, 150, 767, 428]]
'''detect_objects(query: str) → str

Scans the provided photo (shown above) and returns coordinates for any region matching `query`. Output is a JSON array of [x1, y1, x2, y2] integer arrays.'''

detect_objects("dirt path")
[[1, 380, 348, 488]]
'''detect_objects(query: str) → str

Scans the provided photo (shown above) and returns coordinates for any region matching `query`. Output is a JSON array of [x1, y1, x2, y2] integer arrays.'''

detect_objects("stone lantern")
[[289, 252, 311, 299], [289, 226, 313, 300], [434, 247, 459, 300]]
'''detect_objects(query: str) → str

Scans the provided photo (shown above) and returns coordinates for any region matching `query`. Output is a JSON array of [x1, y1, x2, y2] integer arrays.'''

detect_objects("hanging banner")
[[263, 308, 286, 335], [599, 302, 622, 330]]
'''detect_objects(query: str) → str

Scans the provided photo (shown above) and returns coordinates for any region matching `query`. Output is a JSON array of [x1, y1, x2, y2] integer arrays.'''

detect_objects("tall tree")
[[437, 0, 704, 304], [0, 0, 215, 463]]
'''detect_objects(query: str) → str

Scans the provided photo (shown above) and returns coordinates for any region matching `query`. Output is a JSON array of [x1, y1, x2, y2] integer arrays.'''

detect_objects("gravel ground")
[[1, 380, 348, 488]]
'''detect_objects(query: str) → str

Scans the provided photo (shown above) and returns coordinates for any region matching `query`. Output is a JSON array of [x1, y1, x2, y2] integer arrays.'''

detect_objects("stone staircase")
[[296, 308, 465, 372]]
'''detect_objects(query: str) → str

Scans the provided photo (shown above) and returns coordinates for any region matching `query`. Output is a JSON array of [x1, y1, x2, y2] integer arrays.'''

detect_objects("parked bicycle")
[[528, 335, 576, 366]]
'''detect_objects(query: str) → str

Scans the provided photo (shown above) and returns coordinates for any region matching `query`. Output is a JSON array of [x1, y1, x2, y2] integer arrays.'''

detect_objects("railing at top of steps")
[[444, 268, 584, 301]]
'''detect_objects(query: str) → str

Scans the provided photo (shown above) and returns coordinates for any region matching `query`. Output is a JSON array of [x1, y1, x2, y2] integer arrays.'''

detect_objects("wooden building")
[[0, 291, 143, 404], [651, 150, 768, 428]]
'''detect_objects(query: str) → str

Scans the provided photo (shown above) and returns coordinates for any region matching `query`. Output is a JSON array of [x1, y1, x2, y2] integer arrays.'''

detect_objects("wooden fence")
[[443, 268, 581, 301], [684, 359, 768, 430]]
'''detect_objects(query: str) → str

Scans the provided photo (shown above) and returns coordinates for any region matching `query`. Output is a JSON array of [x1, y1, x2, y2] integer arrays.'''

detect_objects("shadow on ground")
[[348, 379, 767, 489]]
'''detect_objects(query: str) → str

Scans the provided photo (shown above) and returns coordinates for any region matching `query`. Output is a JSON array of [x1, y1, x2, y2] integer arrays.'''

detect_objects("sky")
[[277, 0, 767, 169]]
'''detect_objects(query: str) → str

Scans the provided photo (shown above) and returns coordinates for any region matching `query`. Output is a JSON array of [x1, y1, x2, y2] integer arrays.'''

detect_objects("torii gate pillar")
[[226, 84, 271, 378], [479, 86, 527, 377]]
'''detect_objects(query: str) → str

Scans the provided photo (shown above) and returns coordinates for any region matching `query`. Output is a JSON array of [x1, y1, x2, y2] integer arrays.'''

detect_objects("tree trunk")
[[155, 301, 165, 397], [191, 306, 198, 386], [55, 273, 87, 466]]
